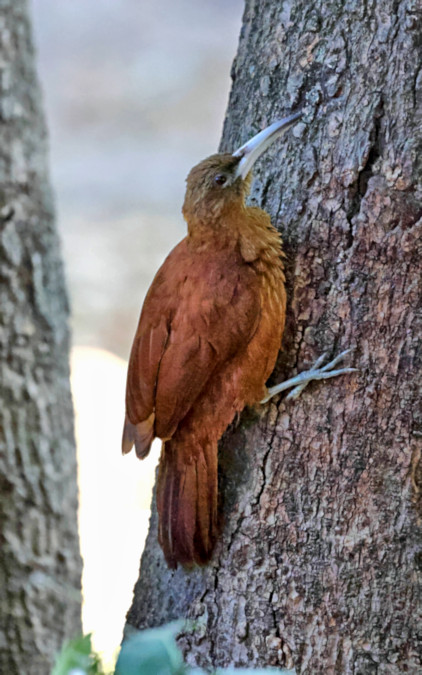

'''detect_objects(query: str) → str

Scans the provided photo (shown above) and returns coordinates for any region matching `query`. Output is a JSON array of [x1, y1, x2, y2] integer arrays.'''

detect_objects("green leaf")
[[115, 622, 186, 675], [51, 633, 105, 675]]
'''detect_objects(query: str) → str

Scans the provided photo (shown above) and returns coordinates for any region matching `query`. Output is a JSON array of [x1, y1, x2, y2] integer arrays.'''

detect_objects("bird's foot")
[[261, 348, 357, 404]]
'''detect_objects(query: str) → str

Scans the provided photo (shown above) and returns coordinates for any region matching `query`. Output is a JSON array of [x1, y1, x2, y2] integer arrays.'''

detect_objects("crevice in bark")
[[345, 97, 385, 249], [411, 444, 422, 518], [260, 177, 272, 210], [254, 443, 272, 508], [357, 101, 384, 198], [255, 403, 283, 508], [227, 512, 246, 553], [412, 63, 422, 109]]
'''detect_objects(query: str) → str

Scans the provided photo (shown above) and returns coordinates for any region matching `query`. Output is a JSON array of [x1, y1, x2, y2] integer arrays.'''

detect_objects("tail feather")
[[122, 412, 155, 459], [157, 437, 217, 568], [194, 445, 217, 561]]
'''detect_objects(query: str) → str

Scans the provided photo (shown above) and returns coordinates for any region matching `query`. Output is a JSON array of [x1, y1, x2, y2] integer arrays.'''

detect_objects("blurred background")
[[31, 0, 243, 665]]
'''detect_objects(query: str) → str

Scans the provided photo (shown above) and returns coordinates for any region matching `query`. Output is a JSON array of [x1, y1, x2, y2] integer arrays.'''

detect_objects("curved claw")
[[319, 348, 355, 373], [262, 347, 358, 404], [285, 367, 358, 400]]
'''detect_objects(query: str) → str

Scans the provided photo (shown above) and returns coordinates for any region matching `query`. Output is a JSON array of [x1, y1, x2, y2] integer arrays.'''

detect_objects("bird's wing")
[[123, 239, 260, 457]]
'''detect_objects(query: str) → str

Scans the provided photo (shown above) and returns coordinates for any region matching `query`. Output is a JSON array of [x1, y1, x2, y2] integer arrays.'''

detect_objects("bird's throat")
[[186, 203, 284, 274]]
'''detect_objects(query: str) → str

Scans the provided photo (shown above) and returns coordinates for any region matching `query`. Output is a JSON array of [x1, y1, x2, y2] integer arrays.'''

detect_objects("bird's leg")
[[261, 348, 357, 404]]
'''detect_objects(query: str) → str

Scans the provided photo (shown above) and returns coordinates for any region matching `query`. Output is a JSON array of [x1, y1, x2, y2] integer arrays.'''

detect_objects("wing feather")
[[123, 238, 260, 455]]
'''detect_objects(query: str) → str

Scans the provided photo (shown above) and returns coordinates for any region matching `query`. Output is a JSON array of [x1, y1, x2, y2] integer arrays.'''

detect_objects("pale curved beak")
[[233, 110, 302, 180]]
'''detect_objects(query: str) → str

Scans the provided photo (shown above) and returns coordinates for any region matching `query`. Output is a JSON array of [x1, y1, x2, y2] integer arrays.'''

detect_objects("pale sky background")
[[32, 0, 243, 355], [31, 0, 243, 665]]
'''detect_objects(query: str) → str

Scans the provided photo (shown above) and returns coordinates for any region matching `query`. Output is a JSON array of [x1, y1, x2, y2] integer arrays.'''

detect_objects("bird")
[[122, 111, 356, 568]]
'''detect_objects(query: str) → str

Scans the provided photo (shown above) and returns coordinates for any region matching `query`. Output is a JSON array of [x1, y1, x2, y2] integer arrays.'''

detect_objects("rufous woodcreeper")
[[122, 112, 355, 568]]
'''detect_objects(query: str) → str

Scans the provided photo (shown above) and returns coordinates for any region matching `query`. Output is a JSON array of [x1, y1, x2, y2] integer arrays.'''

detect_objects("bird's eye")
[[214, 174, 227, 186]]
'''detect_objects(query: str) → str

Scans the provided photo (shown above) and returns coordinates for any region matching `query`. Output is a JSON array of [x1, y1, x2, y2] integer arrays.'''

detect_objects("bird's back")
[[156, 210, 286, 566], [124, 205, 286, 566]]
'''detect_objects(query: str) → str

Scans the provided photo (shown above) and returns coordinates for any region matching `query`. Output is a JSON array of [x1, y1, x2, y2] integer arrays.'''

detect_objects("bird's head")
[[182, 111, 301, 226]]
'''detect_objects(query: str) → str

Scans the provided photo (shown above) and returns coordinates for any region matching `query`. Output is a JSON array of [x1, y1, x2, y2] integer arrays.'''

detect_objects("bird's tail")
[[156, 436, 218, 569]]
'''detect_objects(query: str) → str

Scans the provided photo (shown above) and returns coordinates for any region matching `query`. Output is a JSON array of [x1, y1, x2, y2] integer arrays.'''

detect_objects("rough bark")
[[0, 2, 82, 673], [125, 0, 422, 672]]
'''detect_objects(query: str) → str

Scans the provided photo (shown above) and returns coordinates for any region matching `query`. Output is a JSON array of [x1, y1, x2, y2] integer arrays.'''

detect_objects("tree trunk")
[[125, 0, 422, 672], [0, 2, 82, 673]]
